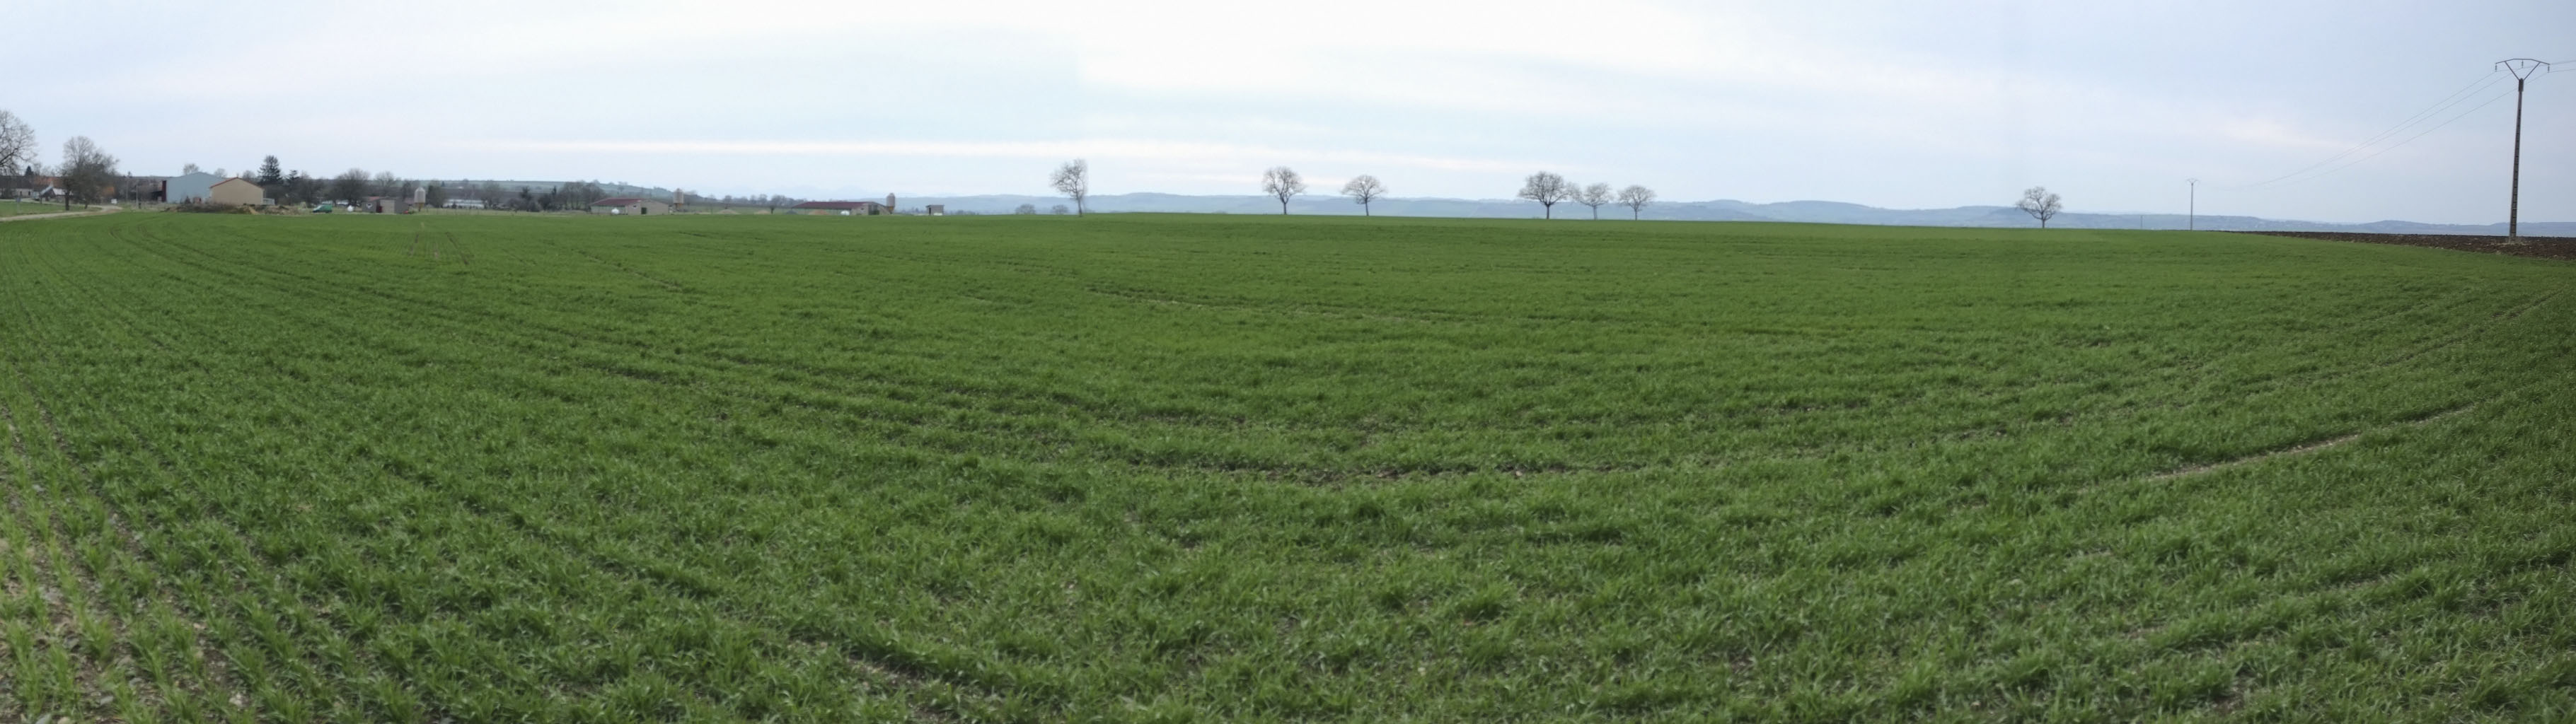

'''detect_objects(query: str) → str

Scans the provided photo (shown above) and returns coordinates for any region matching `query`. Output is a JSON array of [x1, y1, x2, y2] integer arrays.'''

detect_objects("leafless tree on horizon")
[[1261, 166, 1307, 214], [1050, 159, 1090, 216], [1518, 171, 1573, 219], [2016, 186, 2063, 228], [1575, 182, 1613, 219], [1617, 185, 1656, 220], [1341, 174, 1386, 216]]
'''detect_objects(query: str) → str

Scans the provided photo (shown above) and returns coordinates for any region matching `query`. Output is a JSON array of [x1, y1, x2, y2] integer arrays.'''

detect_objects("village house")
[[5, 176, 60, 199], [591, 197, 671, 215]]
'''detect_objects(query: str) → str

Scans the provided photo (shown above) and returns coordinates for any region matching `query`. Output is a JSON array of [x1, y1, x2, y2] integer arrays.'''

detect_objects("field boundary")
[[2233, 230, 2576, 261], [0, 206, 117, 223]]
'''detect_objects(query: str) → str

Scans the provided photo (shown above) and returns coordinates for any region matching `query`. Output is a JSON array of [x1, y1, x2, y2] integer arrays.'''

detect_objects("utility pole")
[[2497, 59, 2551, 240], [2186, 178, 2198, 231]]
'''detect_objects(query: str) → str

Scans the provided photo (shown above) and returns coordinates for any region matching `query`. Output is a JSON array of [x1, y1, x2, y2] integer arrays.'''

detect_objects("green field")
[[0, 212, 2570, 722]]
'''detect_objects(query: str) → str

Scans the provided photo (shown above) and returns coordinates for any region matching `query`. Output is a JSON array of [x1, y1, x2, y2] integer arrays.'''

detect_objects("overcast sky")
[[12, 0, 2571, 223]]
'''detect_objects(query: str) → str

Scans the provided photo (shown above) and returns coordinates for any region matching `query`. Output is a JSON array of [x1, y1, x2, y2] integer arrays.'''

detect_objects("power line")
[[2234, 70, 2506, 189], [2260, 86, 2517, 189]]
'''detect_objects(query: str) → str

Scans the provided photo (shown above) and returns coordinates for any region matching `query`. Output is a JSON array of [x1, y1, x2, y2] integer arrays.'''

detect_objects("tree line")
[[1042, 160, 2072, 226], [1, 110, 118, 209], [0, 108, 689, 212], [1044, 158, 1662, 220]]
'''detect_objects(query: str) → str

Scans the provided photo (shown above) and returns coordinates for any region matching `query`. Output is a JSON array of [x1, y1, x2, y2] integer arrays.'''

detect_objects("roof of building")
[[790, 201, 882, 210], [211, 177, 260, 187], [591, 197, 648, 206]]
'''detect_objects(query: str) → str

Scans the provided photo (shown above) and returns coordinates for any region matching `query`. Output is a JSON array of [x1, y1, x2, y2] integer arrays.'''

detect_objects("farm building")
[[163, 171, 226, 204], [6, 176, 62, 199], [790, 200, 887, 216], [207, 177, 266, 206], [591, 197, 671, 215]]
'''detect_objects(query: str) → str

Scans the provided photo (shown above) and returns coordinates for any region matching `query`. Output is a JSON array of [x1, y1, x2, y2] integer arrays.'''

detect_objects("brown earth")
[[2234, 231, 2576, 261]]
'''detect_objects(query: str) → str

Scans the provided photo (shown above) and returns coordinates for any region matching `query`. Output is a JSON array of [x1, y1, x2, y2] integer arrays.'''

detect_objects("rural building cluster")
[[0, 132, 920, 216]]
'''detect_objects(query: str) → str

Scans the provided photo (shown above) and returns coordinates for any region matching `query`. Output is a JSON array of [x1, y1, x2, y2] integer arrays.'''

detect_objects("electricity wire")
[[2234, 70, 2505, 189], [2257, 86, 2519, 189]]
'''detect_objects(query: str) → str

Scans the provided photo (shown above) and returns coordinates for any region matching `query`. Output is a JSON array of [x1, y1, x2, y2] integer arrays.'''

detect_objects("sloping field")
[[0, 212, 2570, 722]]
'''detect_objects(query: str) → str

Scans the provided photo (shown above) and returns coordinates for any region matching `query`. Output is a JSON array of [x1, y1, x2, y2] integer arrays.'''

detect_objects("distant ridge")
[[889, 192, 2575, 237]]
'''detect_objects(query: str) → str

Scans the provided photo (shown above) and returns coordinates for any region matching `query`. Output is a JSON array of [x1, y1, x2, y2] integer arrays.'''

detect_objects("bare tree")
[[1049, 159, 1089, 216], [181, 162, 201, 175], [1341, 175, 1386, 216], [1518, 171, 1573, 218], [1575, 182, 1613, 219], [0, 111, 34, 190], [1014, 203, 1037, 215], [57, 136, 119, 207], [1260, 166, 1307, 214], [330, 168, 370, 204], [1050, 204, 1070, 215], [2016, 187, 2063, 228], [1617, 185, 1656, 220]]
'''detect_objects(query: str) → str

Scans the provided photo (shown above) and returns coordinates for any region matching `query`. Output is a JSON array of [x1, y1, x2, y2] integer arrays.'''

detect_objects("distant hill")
[[893, 192, 2573, 237]]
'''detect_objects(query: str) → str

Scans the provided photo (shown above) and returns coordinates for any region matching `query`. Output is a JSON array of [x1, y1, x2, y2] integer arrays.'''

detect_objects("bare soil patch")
[[2235, 231, 2576, 261]]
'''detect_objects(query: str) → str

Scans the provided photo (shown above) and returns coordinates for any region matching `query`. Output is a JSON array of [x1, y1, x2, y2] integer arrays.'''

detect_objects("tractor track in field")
[[2140, 395, 2492, 484], [103, 221, 1034, 718], [37, 235, 760, 720], [2123, 286, 2564, 484], [1086, 286, 1443, 324], [2379, 286, 2563, 368], [570, 247, 688, 291], [113, 226, 2560, 500]]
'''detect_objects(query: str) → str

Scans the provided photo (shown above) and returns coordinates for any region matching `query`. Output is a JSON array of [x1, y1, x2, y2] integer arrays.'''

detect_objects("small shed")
[[591, 197, 671, 216]]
